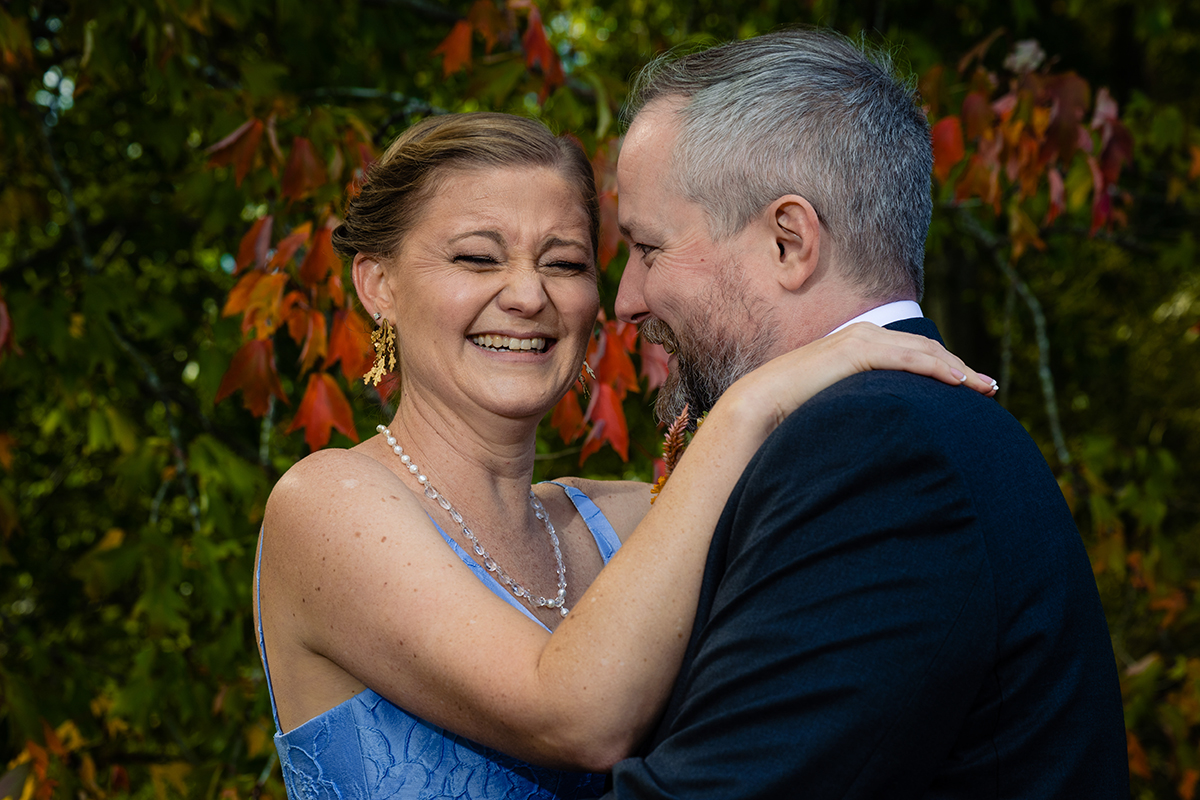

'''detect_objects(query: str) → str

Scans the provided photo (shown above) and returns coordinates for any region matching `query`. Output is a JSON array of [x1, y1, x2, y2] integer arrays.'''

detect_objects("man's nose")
[[615, 261, 650, 324]]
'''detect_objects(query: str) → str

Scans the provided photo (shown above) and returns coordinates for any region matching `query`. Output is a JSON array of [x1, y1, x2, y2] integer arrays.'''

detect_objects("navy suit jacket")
[[607, 318, 1128, 799]]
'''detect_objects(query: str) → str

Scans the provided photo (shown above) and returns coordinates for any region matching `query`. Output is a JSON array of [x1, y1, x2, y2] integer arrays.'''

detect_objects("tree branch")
[[954, 207, 1072, 467]]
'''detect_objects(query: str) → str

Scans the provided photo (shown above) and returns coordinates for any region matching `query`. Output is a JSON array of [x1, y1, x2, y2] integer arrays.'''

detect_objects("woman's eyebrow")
[[448, 230, 505, 245]]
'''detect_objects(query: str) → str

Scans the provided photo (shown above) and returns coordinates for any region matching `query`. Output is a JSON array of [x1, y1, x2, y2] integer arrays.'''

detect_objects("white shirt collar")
[[824, 300, 924, 337]]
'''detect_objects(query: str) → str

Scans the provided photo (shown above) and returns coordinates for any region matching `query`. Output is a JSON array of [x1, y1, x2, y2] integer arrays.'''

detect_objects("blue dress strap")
[[543, 481, 622, 562], [427, 515, 551, 632], [254, 532, 283, 731]]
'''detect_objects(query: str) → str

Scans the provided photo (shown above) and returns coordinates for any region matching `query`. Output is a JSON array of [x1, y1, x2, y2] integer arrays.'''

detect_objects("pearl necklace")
[[377, 425, 569, 616]]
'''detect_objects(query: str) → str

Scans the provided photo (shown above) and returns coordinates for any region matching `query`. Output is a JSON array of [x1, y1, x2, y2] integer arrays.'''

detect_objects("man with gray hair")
[[606, 29, 1128, 799]]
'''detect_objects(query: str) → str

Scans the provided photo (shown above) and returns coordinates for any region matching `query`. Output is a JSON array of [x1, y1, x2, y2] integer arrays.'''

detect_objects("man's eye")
[[633, 243, 657, 257]]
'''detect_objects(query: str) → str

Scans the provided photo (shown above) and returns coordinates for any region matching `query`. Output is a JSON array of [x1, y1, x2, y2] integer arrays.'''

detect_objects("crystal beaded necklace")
[[377, 424, 569, 616]]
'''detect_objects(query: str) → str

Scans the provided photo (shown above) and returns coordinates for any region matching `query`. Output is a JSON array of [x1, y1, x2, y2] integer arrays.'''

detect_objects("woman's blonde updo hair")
[[332, 112, 599, 262]]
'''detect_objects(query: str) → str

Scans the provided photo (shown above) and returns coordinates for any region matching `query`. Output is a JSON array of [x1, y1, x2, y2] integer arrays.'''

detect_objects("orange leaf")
[[468, 0, 506, 52], [281, 290, 310, 345], [434, 19, 474, 77], [281, 137, 325, 202], [287, 372, 359, 450], [215, 339, 288, 416], [327, 309, 374, 381], [206, 118, 263, 186], [1189, 144, 1200, 182], [961, 92, 994, 140], [41, 720, 66, 759], [299, 227, 339, 287], [592, 319, 639, 400], [298, 309, 328, 374], [931, 117, 965, 183], [234, 216, 273, 274], [1126, 730, 1151, 780], [549, 389, 585, 443], [223, 271, 288, 339], [1182, 769, 1200, 800], [579, 382, 628, 462], [269, 221, 313, 269], [1148, 588, 1188, 628], [522, 6, 563, 89]]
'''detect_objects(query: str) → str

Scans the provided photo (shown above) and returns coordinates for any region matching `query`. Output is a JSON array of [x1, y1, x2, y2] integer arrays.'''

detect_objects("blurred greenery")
[[1, 0, 1198, 798]]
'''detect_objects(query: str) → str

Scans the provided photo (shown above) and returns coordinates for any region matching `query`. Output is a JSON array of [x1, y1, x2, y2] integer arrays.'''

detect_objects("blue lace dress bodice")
[[257, 483, 621, 799]]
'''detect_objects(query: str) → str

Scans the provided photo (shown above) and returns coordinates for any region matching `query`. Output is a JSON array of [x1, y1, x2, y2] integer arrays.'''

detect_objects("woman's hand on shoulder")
[[718, 322, 997, 435]]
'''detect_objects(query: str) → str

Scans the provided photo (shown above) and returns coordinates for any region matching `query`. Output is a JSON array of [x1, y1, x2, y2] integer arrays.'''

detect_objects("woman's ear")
[[352, 253, 390, 319], [770, 195, 822, 292]]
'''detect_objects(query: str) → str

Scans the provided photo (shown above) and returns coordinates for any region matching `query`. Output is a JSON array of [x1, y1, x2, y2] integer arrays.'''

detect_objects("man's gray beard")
[[642, 313, 777, 427]]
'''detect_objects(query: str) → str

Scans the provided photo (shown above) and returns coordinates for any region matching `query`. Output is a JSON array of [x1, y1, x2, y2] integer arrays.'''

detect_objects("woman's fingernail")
[[977, 373, 995, 384], [951, 368, 966, 382], [991, 380, 999, 392]]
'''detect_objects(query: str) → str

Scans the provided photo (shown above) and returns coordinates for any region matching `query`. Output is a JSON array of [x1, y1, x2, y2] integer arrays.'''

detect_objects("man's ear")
[[352, 253, 391, 319], [769, 195, 822, 292]]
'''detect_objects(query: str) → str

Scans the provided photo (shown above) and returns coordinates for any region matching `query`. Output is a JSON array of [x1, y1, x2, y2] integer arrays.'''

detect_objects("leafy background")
[[1, 0, 1197, 797]]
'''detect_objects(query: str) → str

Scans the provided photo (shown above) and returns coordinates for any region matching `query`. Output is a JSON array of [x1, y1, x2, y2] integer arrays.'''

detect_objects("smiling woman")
[[253, 112, 997, 800]]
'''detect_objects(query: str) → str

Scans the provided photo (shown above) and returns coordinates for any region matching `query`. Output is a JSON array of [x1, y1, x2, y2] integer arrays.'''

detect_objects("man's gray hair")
[[624, 28, 931, 300]]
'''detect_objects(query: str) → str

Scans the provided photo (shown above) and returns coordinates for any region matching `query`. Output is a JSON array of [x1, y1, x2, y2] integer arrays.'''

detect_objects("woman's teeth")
[[470, 335, 547, 353]]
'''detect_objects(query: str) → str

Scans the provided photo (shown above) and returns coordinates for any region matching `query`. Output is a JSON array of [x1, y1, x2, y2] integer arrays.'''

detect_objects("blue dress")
[[257, 483, 621, 799]]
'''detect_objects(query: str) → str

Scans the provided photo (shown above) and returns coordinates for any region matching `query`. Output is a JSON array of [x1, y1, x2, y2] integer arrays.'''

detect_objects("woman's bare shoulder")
[[551, 476, 652, 542], [263, 446, 423, 539]]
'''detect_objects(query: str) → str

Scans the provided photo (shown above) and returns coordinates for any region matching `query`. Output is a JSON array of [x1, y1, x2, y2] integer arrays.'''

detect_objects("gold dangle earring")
[[364, 312, 397, 387], [577, 361, 596, 399]]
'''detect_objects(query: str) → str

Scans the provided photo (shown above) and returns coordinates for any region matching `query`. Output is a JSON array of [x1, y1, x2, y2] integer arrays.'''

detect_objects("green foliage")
[[1, 0, 1198, 798]]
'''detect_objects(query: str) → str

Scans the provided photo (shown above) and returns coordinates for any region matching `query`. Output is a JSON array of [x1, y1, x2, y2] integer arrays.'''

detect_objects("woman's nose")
[[498, 266, 550, 315]]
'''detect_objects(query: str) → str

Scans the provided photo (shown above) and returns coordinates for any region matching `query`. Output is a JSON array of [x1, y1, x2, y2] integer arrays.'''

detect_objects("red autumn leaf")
[[961, 91, 994, 140], [931, 117, 965, 183], [433, 19, 474, 77], [206, 118, 263, 186], [1087, 154, 1111, 234], [215, 338, 288, 416], [639, 338, 669, 392], [234, 215, 273, 273], [1044, 167, 1065, 226], [298, 309, 328, 374], [281, 137, 325, 202], [579, 382, 628, 462], [468, 0, 507, 52], [269, 221, 313, 269], [597, 189, 620, 269], [585, 320, 638, 406], [0, 290, 21, 360], [323, 269, 346, 307], [281, 290, 310, 344], [223, 270, 288, 339], [287, 372, 360, 450], [1099, 120, 1134, 185], [299, 227, 339, 288], [1041, 72, 1090, 163], [549, 389, 585, 443], [327, 309, 374, 380], [522, 6, 564, 89]]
